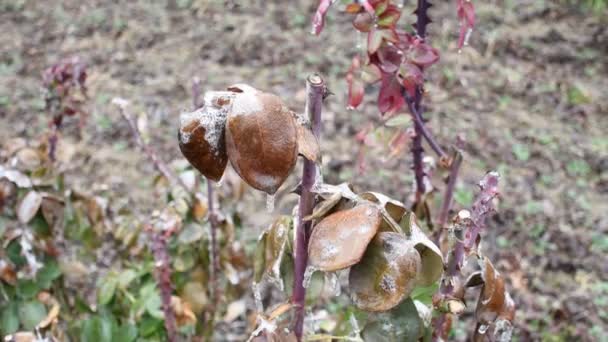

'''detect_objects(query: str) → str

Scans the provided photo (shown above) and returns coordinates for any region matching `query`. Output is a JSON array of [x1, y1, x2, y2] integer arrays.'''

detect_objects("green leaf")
[[18, 301, 47, 330], [1, 302, 19, 335], [37, 259, 62, 289], [411, 283, 439, 306], [112, 323, 138, 342], [98, 276, 118, 305], [16, 279, 40, 299], [117, 269, 138, 290], [80, 316, 113, 342], [384, 114, 412, 127], [512, 144, 530, 161], [454, 188, 473, 207], [361, 298, 422, 341], [138, 316, 163, 337]]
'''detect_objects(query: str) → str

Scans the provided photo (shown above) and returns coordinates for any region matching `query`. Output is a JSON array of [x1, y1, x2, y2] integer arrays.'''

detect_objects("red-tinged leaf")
[[377, 6, 400, 28], [377, 44, 402, 73], [361, 63, 382, 83], [353, 12, 374, 32], [348, 79, 365, 109], [457, 0, 475, 48], [345, 3, 362, 14], [367, 28, 398, 54], [378, 73, 405, 115], [398, 63, 423, 99], [347, 56, 365, 109], [373, 0, 389, 16], [409, 41, 439, 67], [458, 0, 476, 26], [312, 0, 333, 36]]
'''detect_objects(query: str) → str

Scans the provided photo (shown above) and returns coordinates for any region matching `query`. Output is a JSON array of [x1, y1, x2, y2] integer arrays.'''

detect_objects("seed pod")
[[225, 85, 298, 194], [178, 91, 233, 181]]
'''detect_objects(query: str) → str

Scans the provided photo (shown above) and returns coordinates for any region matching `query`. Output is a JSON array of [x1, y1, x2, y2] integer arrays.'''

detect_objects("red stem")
[[293, 74, 326, 341]]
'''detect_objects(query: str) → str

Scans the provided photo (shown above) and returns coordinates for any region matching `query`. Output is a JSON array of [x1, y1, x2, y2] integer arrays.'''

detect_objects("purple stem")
[[293, 74, 326, 341], [151, 229, 177, 342], [434, 150, 463, 242], [432, 172, 500, 340]]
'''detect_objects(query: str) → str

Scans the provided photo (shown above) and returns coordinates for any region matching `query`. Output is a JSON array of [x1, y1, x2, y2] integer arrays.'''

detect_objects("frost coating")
[[179, 91, 233, 156], [231, 89, 262, 117]]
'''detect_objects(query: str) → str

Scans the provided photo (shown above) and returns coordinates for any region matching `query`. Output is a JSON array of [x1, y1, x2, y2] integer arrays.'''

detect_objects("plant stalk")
[[191, 78, 221, 305], [293, 74, 326, 341], [434, 150, 463, 242], [150, 226, 178, 342]]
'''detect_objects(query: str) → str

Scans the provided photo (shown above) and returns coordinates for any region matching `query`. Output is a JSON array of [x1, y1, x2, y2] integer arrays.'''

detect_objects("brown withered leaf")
[[400, 213, 443, 286], [17, 190, 42, 224], [225, 85, 298, 194], [41, 193, 64, 229], [254, 216, 292, 284], [178, 91, 233, 181], [472, 257, 515, 341], [308, 204, 382, 272], [349, 232, 421, 312], [296, 123, 320, 163], [303, 191, 343, 221], [360, 191, 406, 232], [0, 259, 17, 285]]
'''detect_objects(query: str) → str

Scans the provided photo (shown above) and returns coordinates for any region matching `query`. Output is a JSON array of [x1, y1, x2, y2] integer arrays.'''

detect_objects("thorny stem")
[[293, 74, 326, 341], [191, 78, 221, 304], [434, 150, 463, 242], [403, 90, 447, 160], [149, 225, 178, 342], [114, 99, 189, 192], [432, 172, 500, 341]]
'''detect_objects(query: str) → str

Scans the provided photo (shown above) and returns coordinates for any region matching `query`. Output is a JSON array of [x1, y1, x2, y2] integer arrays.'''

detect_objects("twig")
[[148, 224, 178, 342], [403, 90, 447, 160], [191, 78, 221, 306], [293, 74, 327, 341], [113, 98, 189, 192], [434, 150, 463, 242], [432, 172, 500, 341]]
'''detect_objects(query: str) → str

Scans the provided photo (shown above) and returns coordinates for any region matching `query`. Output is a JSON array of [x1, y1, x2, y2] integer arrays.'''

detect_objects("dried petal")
[[178, 91, 233, 181], [308, 204, 382, 271], [225, 86, 298, 194], [401, 213, 443, 286], [349, 232, 421, 311]]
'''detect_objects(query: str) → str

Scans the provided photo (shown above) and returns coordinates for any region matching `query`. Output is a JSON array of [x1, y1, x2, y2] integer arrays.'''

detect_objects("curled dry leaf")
[[349, 232, 421, 312], [308, 204, 381, 272], [225, 85, 298, 194], [0, 165, 32, 188], [472, 257, 515, 341], [178, 91, 233, 181], [360, 191, 406, 231], [303, 191, 343, 222], [254, 216, 292, 284], [41, 194, 64, 229], [296, 124, 320, 163], [17, 190, 42, 224], [400, 213, 443, 286]]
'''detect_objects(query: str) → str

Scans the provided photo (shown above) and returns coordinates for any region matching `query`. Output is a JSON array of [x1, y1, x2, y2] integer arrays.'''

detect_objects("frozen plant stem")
[[432, 172, 500, 340], [150, 226, 178, 342], [207, 181, 220, 305], [435, 150, 463, 242], [191, 78, 221, 305], [293, 74, 326, 341]]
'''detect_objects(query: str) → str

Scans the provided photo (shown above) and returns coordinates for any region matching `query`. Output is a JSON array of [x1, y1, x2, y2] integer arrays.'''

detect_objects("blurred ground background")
[[0, 0, 607, 341]]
